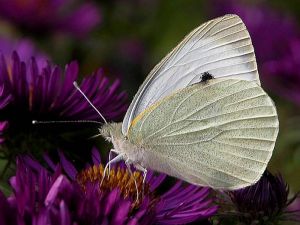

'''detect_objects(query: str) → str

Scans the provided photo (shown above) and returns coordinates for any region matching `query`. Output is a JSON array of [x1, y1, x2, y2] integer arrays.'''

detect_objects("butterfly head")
[[100, 122, 144, 164], [100, 123, 121, 142]]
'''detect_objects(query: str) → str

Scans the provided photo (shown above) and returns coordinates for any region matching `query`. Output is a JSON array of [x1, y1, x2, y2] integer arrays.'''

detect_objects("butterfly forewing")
[[128, 79, 278, 189], [122, 14, 259, 135]]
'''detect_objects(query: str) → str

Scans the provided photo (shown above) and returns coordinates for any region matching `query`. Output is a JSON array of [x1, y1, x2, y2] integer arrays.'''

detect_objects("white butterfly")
[[77, 14, 279, 191]]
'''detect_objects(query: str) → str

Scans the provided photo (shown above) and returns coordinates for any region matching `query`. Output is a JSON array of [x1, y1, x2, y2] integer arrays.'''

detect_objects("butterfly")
[[86, 14, 278, 190]]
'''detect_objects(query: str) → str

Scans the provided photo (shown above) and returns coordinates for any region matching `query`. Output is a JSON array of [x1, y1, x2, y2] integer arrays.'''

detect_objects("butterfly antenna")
[[32, 120, 103, 125], [73, 81, 108, 124]]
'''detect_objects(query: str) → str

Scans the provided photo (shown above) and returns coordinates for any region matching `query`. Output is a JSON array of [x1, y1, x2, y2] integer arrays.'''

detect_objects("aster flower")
[[0, 51, 127, 159], [0, 0, 101, 37], [0, 150, 217, 224], [210, 0, 300, 105], [0, 52, 127, 120], [228, 170, 298, 224], [61, 149, 217, 224]]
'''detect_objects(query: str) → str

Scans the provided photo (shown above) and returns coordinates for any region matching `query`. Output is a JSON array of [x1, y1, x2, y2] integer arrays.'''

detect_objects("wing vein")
[[157, 152, 256, 184]]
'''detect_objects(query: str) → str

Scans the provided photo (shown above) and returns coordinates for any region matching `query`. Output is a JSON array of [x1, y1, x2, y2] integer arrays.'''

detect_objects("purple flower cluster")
[[0, 41, 127, 158], [0, 150, 217, 225], [0, 38, 125, 124], [0, 52, 127, 121], [0, 0, 101, 37], [211, 0, 300, 105]]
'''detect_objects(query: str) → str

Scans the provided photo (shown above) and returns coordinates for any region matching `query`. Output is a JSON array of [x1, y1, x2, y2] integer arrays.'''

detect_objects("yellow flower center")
[[76, 164, 156, 208]]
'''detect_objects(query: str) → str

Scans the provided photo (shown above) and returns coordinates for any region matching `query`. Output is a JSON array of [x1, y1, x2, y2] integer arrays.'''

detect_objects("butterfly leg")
[[134, 163, 147, 198], [100, 153, 124, 188], [108, 149, 121, 178], [125, 159, 139, 203]]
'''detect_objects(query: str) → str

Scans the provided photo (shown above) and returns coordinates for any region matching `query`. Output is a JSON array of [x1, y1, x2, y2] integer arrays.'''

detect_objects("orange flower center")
[[76, 164, 156, 208]]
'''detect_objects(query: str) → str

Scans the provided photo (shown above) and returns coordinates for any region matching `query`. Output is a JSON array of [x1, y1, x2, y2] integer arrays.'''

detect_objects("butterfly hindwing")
[[128, 79, 278, 189]]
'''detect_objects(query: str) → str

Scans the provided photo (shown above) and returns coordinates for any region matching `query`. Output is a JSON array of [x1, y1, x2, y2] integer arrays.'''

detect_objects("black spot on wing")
[[201, 72, 214, 83]]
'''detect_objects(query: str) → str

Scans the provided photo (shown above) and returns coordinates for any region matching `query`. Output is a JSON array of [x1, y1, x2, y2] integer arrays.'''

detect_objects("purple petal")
[[45, 175, 71, 206], [58, 151, 77, 180], [91, 147, 101, 165]]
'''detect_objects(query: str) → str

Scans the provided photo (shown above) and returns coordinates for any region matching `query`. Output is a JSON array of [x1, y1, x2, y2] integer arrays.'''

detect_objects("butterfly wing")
[[122, 14, 259, 135], [128, 79, 278, 189]]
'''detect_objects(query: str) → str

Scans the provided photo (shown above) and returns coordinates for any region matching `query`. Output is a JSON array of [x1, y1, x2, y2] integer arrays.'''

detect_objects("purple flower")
[[0, 38, 47, 151], [228, 170, 298, 224], [0, 150, 217, 224], [62, 149, 217, 224], [0, 52, 127, 120], [0, 51, 127, 159], [210, 0, 300, 104], [0, 0, 101, 37]]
